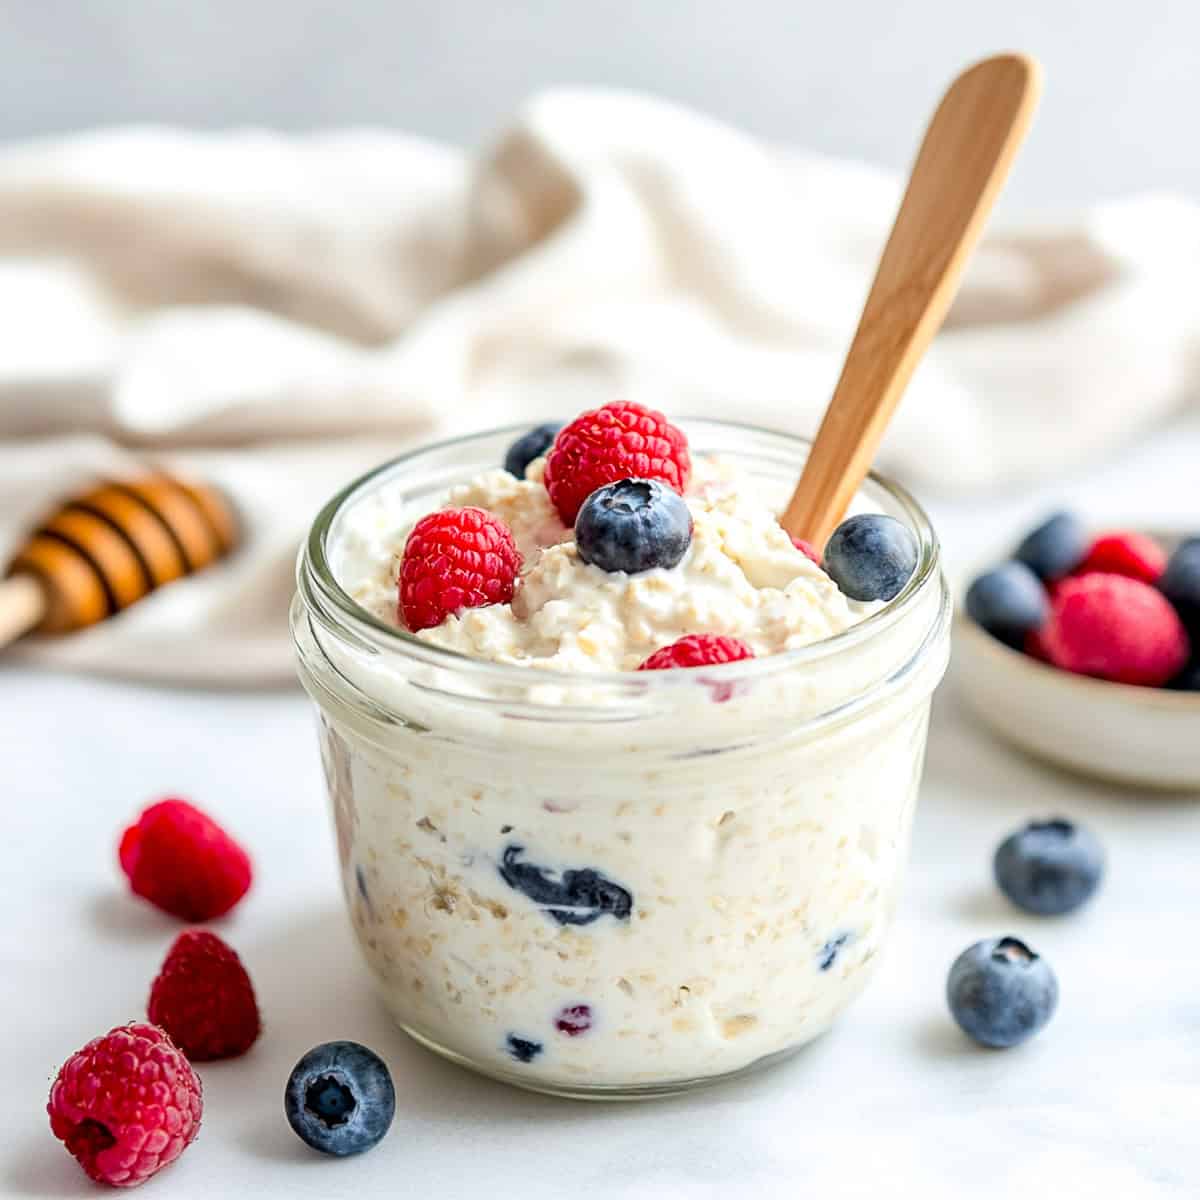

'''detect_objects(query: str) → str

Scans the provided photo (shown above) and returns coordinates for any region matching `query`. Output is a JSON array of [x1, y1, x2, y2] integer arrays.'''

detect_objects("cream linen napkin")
[[1, 89, 1197, 683]]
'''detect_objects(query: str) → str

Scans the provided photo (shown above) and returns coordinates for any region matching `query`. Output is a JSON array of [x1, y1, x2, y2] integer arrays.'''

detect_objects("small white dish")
[[954, 534, 1200, 791]]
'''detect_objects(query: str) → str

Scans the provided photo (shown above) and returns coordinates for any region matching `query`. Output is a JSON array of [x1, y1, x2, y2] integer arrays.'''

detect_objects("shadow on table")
[[3, 1139, 92, 1199], [230, 904, 833, 1162], [85, 890, 186, 942]]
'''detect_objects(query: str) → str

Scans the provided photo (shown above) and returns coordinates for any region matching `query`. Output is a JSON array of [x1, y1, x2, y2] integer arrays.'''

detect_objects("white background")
[[0, 0, 1197, 211]]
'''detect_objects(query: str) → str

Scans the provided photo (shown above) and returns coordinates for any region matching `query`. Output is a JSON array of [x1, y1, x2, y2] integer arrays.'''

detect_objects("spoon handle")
[[781, 53, 1042, 547]]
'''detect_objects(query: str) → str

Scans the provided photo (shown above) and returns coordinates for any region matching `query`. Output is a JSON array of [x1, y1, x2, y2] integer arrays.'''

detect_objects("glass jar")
[[292, 420, 951, 1099]]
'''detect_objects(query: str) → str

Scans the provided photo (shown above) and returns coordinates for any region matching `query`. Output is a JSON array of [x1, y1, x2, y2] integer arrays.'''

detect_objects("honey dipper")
[[0, 473, 238, 646]]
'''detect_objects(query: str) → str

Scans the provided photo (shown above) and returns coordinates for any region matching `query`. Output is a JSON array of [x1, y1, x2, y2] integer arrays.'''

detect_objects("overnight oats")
[[292, 404, 950, 1098]]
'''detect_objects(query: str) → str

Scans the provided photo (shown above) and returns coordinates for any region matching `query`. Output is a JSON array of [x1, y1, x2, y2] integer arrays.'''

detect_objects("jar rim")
[[297, 417, 944, 693]]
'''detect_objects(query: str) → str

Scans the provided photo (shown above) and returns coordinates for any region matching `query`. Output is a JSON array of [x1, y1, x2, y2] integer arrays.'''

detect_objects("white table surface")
[[4, 413, 1200, 1200]]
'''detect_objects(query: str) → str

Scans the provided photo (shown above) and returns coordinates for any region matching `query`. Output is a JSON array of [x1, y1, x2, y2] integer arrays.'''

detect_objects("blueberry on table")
[[504, 422, 562, 479], [1160, 537, 1200, 637], [284, 1041, 395, 1156], [823, 514, 918, 602], [1014, 511, 1087, 581], [574, 478, 692, 574], [994, 818, 1104, 916], [966, 562, 1049, 648], [947, 936, 1058, 1048]]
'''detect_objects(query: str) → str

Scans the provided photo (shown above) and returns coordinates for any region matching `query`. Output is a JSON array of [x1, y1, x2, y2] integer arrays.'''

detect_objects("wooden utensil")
[[781, 53, 1042, 548], [0, 473, 238, 646]]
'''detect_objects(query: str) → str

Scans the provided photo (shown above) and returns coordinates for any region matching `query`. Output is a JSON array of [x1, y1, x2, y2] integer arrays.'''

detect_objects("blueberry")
[[993, 818, 1104, 915], [1168, 660, 1200, 691], [504, 422, 562, 479], [284, 1041, 395, 1156], [947, 936, 1058, 1048], [1014, 511, 1087, 581], [498, 845, 632, 926], [823, 514, 918, 602], [574, 478, 692, 574], [506, 1034, 543, 1063], [818, 931, 852, 971], [1160, 538, 1200, 638], [966, 562, 1049, 648]]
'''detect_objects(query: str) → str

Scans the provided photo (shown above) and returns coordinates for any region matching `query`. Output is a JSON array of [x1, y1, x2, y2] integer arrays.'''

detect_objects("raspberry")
[[119, 798, 252, 922], [554, 1004, 593, 1036], [1044, 573, 1190, 687], [398, 507, 521, 632], [639, 634, 755, 672], [543, 401, 691, 524], [790, 536, 821, 565], [1076, 531, 1167, 584], [148, 931, 261, 1061], [48, 1023, 202, 1188]]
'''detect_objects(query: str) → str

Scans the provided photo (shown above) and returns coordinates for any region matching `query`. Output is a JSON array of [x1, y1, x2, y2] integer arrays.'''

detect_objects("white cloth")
[[1, 89, 1197, 683]]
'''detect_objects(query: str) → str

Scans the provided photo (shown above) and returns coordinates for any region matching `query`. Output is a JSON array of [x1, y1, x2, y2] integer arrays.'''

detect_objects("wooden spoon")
[[781, 53, 1042, 548]]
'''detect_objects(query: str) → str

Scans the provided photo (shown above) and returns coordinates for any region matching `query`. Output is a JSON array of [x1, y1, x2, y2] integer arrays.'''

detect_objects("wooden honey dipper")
[[0, 473, 238, 646]]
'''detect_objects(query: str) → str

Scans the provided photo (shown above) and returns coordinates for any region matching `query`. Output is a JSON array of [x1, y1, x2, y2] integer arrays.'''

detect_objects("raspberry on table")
[[148, 930, 261, 1061], [398, 506, 522, 632], [639, 634, 755, 672], [542, 400, 691, 524], [1076, 531, 1167, 584], [1044, 572, 1190, 687], [48, 1022, 203, 1188], [119, 798, 252, 922]]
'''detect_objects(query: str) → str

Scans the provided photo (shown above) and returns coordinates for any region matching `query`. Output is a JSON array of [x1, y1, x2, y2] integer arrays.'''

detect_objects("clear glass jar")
[[292, 420, 951, 1099]]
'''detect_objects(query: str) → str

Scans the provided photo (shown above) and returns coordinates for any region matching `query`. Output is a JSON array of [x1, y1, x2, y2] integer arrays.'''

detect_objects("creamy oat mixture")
[[335, 455, 878, 672], [307, 450, 948, 1092]]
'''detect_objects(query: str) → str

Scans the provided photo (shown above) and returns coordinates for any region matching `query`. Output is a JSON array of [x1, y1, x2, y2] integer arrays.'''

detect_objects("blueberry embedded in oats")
[[506, 1034, 543, 1063], [947, 936, 1058, 1048], [818, 931, 853, 971], [498, 845, 633, 926]]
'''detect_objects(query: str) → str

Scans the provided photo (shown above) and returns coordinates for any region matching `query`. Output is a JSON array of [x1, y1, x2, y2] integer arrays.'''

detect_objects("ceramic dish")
[[954, 532, 1200, 791]]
